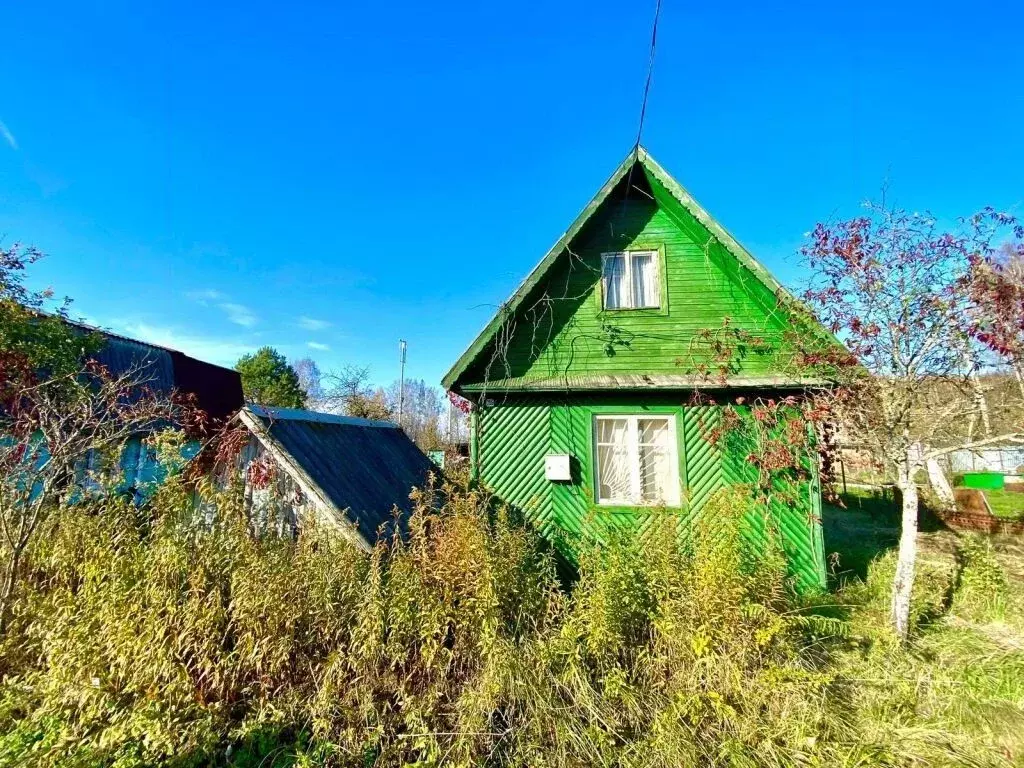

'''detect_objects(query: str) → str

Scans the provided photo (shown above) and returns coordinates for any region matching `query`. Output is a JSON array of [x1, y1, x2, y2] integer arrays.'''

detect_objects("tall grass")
[[0, 478, 1021, 767]]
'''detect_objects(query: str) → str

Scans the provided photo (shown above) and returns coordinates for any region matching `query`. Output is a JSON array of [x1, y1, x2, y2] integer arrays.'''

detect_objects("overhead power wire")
[[619, 0, 663, 224], [633, 0, 663, 153]]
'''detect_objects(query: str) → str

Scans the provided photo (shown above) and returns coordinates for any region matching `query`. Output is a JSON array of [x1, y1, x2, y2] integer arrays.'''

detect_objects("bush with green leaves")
[[0, 479, 1021, 767]]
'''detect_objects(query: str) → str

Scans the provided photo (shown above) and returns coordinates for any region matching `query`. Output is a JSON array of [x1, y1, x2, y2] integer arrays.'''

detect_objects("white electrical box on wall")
[[544, 454, 572, 482]]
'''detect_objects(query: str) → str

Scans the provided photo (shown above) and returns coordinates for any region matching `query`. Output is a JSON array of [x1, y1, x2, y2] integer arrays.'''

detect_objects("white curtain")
[[637, 417, 672, 503], [603, 254, 626, 309], [596, 416, 677, 505], [631, 251, 659, 308], [596, 417, 630, 502]]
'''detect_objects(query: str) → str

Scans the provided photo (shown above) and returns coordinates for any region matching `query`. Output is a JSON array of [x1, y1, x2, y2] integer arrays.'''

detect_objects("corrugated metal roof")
[[90, 334, 178, 391], [69, 321, 244, 421], [243, 406, 435, 543]]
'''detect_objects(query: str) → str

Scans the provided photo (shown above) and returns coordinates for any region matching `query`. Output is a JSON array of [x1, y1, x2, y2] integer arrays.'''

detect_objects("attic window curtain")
[[631, 251, 657, 307], [602, 251, 659, 309]]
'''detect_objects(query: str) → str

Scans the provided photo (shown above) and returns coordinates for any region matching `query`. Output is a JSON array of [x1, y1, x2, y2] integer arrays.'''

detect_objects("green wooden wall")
[[461, 168, 795, 388], [475, 395, 826, 592]]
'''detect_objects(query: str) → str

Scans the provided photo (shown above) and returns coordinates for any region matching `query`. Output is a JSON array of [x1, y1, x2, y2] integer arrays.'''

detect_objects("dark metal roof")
[[89, 333, 177, 391], [245, 406, 435, 542], [71, 322, 244, 422]]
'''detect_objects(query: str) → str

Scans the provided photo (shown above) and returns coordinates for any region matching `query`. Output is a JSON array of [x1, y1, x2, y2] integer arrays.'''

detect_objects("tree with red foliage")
[[0, 244, 205, 629], [966, 239, 1024, 399], [801, 203, 1024, 639]]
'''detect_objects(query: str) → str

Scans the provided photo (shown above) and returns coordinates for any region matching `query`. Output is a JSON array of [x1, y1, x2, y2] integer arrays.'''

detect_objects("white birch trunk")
[[970, 369, 992, 438], [891, 452, 920, 640], [926, 457, 956, 509]]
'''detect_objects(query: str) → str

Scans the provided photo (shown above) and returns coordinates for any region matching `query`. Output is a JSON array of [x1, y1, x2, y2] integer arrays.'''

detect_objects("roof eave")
[[441, 146, 643, 391], [459, 375, 831, 394]]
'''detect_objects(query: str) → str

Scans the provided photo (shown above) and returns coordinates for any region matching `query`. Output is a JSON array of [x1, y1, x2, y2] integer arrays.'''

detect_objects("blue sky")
[[1, 1, 1021, 389]]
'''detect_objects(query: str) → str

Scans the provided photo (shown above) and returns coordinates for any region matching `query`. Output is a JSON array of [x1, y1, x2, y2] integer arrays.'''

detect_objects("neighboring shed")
[[948, 443, 1024, 475], [63, 322, 245, 500], [237, 406, 436, 550]]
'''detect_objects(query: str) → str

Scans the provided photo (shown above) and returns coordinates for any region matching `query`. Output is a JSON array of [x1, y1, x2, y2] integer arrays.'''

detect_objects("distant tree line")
[[235, 351, 467, 450]]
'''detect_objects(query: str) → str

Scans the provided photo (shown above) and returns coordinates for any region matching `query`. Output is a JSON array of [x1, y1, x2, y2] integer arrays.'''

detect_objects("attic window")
[[594, 415, 680, 506], [601, 250, 660, 309]]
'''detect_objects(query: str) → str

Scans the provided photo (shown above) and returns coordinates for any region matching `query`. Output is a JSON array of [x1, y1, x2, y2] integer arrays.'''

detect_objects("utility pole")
[[397, 339, 407, 429]]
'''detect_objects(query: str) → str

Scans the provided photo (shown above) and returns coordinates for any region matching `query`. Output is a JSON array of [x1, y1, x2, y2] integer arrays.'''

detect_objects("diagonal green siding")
[[476, 397, 826, 592], [477, 403, 553, 528], [718, 413, 826, 592], [548, 404, 591, 540], [682, 406, 723, 513]]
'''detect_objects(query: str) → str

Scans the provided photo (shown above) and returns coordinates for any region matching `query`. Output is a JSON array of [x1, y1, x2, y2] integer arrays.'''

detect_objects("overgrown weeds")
[[0, 479, 1021, 767]]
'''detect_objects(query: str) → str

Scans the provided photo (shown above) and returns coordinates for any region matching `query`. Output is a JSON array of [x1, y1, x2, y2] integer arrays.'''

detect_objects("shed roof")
[[239, 405, 436, 548]]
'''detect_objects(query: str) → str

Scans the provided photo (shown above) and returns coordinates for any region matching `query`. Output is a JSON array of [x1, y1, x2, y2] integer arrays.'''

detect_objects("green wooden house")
[[442, 147, 828, 590]]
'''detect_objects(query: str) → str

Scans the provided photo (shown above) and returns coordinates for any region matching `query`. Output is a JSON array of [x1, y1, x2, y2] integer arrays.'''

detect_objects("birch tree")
[[801, 204, 1024, 639]]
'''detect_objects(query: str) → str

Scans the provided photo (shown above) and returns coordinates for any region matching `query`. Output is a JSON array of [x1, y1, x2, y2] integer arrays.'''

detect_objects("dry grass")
[[0, 479, 1020, 767]]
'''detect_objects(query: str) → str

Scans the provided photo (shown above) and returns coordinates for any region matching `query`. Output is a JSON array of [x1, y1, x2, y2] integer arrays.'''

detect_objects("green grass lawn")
[[820, 487, 1024, 763], [982, 488, 1024, 521], [823, 486, 959, 581]]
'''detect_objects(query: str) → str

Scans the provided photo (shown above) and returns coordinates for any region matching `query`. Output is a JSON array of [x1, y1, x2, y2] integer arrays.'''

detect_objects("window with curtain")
[[594, 414, 679, 506], [601, 250, 660, 309]]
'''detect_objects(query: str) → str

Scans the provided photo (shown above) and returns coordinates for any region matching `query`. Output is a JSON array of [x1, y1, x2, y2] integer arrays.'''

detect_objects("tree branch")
[[924, 432, 1024, 459]]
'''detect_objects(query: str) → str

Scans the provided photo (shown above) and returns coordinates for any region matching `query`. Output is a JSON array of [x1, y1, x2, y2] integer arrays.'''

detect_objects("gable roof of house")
[[238, 405, 436, 549], [442, 145, 820, 393]]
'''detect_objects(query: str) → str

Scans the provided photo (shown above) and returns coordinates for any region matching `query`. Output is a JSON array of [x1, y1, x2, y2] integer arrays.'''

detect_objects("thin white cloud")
[[185, 289, 257, 327], [118, 322, 255, 366], [219, 302, 257, 327], [185, 288, 224, 305], [0, 120, 17, 150], [297, 316, 331, 331], [306, 341, 331, 351]]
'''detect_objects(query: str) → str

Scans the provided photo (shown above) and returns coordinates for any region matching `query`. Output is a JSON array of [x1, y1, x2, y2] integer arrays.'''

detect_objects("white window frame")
[[600, 249, 661, 310], [593, 414, 681, 507]]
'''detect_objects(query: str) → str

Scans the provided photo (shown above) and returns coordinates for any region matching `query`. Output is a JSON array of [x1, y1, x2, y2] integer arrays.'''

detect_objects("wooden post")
[[398, 339, 407, 429]]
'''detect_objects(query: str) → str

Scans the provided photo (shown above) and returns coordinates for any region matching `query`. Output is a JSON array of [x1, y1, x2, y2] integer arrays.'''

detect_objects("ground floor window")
[[594, 414, 680, 506]]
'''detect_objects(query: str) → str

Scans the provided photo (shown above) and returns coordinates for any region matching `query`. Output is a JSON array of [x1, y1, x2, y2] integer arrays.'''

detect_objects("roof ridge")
[[64, 317, 237, 373], [245, 404, 399, 429]]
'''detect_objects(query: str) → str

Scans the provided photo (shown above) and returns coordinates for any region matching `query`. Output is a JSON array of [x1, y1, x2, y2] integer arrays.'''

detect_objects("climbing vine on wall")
[[677, 318, 774, 385]]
